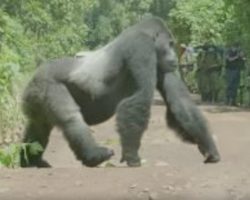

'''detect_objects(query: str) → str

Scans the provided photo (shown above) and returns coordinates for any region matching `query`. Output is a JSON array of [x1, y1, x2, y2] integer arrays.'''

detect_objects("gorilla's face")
[[155, 32, 178, 73]]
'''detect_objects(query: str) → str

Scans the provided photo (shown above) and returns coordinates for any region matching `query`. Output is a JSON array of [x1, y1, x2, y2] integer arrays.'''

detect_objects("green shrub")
[[0, 142, 43, 168]]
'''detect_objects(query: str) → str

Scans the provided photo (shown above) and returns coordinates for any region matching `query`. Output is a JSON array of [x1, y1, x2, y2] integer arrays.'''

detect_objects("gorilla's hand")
[[198, 144, 220, 164], [82, 147, 114, 167]]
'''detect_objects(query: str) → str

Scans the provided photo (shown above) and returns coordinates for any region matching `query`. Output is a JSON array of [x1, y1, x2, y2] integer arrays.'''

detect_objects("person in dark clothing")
[[225, 43, 245, 106]]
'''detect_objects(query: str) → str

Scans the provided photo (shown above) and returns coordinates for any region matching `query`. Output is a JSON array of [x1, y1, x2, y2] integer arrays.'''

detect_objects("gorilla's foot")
[[120, 153, 141, 167], [20, 158, 51, 168], [82, 147, 114, 167]]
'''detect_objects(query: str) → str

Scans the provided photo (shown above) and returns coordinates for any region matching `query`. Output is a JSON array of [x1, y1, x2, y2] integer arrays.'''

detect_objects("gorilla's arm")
[[157, 72, 220, 163]]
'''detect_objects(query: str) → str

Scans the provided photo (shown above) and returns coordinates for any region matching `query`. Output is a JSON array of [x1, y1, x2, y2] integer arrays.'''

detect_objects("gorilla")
[[20, 17, 220, 168]]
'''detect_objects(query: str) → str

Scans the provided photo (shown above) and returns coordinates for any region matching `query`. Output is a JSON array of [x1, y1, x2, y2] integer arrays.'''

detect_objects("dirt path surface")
[[1, 98, 250, 200]]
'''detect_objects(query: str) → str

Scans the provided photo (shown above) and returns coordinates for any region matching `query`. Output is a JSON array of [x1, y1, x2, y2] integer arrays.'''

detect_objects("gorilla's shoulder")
[[46, 57, 77, 65], [38, 57, 80, 69]]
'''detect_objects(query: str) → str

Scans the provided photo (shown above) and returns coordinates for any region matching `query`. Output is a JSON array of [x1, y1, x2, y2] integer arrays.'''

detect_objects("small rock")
[[141, 159, 147, 165], [105, 162, 116, 168], [129, 184, 137, 189], [200, 182, 210, 188], [40, 185, 48, 189], [163, 185, 175, 191], [143, 188, 150, 193], [47, 172, 53, 176], [148, 192, 158, 200]]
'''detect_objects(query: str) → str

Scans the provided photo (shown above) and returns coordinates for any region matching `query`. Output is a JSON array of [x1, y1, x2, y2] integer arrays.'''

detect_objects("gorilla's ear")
[[153, 32, 160, 42]]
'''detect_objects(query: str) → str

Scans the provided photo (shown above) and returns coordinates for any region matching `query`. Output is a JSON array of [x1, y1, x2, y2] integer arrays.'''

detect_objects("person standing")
[[225, 42, 245, 106], [179, 43, 195, 90], [196, 43, 223, 103]]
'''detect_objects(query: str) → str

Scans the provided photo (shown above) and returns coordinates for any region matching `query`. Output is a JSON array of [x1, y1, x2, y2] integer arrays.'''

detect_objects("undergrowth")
[[0, 142, 43, 168]]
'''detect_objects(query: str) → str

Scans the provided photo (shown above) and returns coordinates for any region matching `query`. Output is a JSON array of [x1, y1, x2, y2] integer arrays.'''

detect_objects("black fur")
[[157, 72, 220, 163], [20, 16, 220, 168]]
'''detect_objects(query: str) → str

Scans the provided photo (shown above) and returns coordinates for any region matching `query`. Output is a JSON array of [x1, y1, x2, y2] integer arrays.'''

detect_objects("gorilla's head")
[[133, 17, 178, 73], [154, 30, 178, 73], [131, 16, 178, 72]]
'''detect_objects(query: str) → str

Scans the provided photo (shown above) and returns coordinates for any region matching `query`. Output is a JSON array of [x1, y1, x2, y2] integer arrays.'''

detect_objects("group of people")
[[179, 42, 246, 106]]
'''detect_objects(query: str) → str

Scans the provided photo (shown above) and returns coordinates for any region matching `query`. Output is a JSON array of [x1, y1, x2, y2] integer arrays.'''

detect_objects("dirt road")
[[0, 101, 250, 200]]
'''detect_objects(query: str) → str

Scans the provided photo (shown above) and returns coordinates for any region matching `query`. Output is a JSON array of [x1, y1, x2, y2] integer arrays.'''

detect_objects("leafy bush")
[[0, 142, 43, 168]]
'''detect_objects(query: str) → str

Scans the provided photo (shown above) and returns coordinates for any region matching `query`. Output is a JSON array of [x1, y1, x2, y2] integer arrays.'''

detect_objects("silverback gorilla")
[[20, 17, 220, 167]]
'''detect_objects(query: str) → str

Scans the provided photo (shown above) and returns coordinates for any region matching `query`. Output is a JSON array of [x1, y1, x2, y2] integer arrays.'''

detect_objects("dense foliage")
[[0, 0, 250, 148], [169, 0, 228, 45], [0, 142, 43, 168]]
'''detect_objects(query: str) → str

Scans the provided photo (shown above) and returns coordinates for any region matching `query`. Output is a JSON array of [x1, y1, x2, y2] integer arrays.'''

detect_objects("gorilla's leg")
[[20, 119, 52, 167], [117, 49, 156, 167], [60, 113, 114, 167], [158, 72, 220, 163], [117, 94, 152, 167], [48, 84, 114, 167]]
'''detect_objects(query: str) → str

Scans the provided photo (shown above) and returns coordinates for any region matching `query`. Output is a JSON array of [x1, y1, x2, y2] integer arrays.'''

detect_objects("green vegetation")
[[0, 142, 43, 168], [0, 0, 250, 167]]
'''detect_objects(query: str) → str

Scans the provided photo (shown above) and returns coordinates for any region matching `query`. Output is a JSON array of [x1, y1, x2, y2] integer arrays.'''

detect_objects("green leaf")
[[28, 142, 43, 155]]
